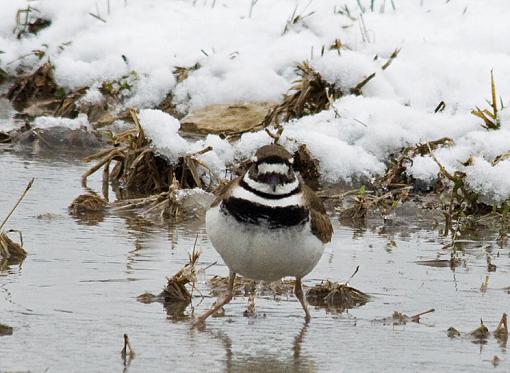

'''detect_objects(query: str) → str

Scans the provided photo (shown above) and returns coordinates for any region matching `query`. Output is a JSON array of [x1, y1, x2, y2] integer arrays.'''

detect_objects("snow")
[[77, 85, 104, 106], [1, 0, 510, 202], [137, 109, 188, 162], [466, 158, 510, 204], [34, 113, 90, 130]]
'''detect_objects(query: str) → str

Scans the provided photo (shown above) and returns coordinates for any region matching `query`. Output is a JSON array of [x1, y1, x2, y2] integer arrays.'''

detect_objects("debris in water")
[[137, 241, 202, 319], [375, 308, 435, 326], [121, 333, 135, 369], [243, 293, 256, 318], [112, 177, 181, 219], [69, 194, 108, 213], [136, 292, 158, 304], [480, 275, 489, 293], [470, 319, 489, 339], [487, 256, 497, 272], [68, 194, 108, 225], [491, 355, 501, 367], [0, 132, 12, 143], [447, 327, 461, 338], [415, 255, 459, 270], [161, 245, 200, 303], [494, 313, 508, 342], [208, 275, 258, 298], [0, 323, 13, 336], [0, 231, 26, 266], [337, 184, 411, 223], [207, 275, 294, 299], [0, 178, 33, 264], [306, 280, 369, 312]]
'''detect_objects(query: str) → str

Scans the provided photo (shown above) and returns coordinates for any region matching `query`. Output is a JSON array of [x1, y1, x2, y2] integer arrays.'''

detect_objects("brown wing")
[[210, 177, 239, 207], [303, 185, 333, 243]]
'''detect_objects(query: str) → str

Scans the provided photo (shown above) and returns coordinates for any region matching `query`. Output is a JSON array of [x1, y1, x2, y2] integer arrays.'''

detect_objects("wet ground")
[[0, 146, 509, 372]]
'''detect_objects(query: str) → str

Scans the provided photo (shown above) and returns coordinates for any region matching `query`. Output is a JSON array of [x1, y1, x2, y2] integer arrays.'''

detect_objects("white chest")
[[205, 205, 325, 281]]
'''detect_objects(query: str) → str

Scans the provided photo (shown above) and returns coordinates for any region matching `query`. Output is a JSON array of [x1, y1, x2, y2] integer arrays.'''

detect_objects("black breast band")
[[222, 197, 309, 229]]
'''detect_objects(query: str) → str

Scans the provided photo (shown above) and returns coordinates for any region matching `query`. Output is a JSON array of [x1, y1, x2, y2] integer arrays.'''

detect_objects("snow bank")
[[1, 0, 510, 202]]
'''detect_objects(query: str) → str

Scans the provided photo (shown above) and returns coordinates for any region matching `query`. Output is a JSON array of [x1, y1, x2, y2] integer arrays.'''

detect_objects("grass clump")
[[82, 109, 218, 198], [6, 62, 61, 110], [306, 280, 370, 312], [262, 49, 398, 127], [0, 179, 33, 266], [471, 70, 503, 130], [137, 244, 202, 319]]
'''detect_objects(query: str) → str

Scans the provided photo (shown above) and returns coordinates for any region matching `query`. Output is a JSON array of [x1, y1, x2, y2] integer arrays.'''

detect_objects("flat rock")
[[180, 102, 274, 135]]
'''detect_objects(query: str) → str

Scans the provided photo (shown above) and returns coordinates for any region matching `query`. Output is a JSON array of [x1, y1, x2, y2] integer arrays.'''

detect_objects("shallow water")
[[0, 149, 509, 372]]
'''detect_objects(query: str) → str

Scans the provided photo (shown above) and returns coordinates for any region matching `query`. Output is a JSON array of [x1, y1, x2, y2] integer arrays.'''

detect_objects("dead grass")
[[375, 137, 454, 190], [69, 194, 108, 213], [306, 280, 369, 311], [375, 308, 435, 326], [262, 50, 399, 127], [6, 62, 61, 110], [0, 231, 27, 265], [470, 319, 490, 339], [137, 242, 201, 313], [494, 313, 508, 342], [82, 109, 219, 197], [262, 61, 339, 126], [173, 63, 201, 84], [0, 178, 33, 265], [471, 70, 502, 130], [0, 323, 13, 336]]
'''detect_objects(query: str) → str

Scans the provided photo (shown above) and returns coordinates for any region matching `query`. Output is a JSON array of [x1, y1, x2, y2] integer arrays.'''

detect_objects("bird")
[[193, 143, 332, 327]]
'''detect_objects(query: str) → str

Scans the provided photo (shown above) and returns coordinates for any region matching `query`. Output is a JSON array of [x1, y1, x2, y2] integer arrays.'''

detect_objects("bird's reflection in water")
[[209, 323, 316, 373]]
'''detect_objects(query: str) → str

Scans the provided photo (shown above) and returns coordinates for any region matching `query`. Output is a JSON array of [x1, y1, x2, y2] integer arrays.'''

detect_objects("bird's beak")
[[268, 174, 279, 192]]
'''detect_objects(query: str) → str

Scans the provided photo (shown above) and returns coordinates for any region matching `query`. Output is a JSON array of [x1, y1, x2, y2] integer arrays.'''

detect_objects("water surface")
[[0, 149, 508, 372]]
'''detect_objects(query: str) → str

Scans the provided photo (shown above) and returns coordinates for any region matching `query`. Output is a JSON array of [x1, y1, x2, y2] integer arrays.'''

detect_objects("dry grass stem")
[[471, 70, 502, 130]]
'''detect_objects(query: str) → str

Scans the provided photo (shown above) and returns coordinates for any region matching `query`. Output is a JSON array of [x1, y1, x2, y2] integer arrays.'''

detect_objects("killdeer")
[[194, 144, 332, 327]]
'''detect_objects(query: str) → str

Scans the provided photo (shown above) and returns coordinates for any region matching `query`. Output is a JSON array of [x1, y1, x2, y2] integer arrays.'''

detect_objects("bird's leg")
[[192, 271, 236, 329], [294, 277, 311, 323]]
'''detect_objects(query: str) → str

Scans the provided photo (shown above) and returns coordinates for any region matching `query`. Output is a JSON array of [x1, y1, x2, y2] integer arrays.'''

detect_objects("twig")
[[350, 73, 376, 95], [88, 12, 106, 23], [0, 178, 34, 231], [344, 265, 360, 284], [410, 308, 435, 322], [382, 48, 400, 70]]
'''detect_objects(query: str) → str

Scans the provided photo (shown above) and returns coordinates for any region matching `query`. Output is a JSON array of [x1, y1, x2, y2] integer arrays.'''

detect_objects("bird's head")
[[245, 144, 298, 194]]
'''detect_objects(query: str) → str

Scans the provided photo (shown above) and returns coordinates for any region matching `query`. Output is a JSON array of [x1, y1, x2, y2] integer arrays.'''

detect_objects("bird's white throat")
[[231, 184, 303, 207], [257, 162, 290, 174], [243, 172, 299, 196]]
